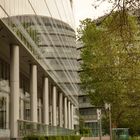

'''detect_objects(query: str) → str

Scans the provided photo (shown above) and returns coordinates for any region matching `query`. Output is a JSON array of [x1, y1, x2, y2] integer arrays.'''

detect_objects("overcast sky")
[[73, 0, 113, 28]]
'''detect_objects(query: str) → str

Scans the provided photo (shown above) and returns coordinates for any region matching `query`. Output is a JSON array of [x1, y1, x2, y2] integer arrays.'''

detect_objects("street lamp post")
[[105, 103, 112, 140], [97, 109, 102, 140]]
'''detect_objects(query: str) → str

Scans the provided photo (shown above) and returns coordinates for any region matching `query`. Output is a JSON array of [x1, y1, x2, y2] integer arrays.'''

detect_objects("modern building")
[[0, 0, 80, 139], [77, 41, 98, 136], [79, 94, 99, 136]]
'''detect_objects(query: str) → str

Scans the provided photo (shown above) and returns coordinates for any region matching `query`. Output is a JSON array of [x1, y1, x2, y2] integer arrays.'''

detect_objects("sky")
[[73, 0, 113, 28]]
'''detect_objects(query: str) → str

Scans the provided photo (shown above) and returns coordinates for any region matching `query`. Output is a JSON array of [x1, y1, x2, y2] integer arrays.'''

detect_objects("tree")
[[93, 0, 140, 14], [78, 10, 140, 134], [79, 116, 92, 135]]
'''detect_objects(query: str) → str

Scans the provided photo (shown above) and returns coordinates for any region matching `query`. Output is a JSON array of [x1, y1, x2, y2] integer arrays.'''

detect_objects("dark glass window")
[[83, 97, 86, 103], [0, 97, 7, 129], [24, 101, 30, 120], [20, 74, 30, 93], [0, 58, 9, 81]]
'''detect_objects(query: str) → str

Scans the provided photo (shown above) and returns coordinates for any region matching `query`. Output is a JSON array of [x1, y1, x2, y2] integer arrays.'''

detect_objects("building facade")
[[77, 41, 98, 136], [0, 0, 79, 139], [79, 94, 98, 136]]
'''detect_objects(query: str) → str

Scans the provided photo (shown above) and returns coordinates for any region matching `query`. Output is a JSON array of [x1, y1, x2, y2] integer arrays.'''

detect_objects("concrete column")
[[20, 94, 24, 120], [30, 65, 38, 122], [43, 77, 49, 125], [71, 104, 74, 129], [59, 93, 63, 127], [64, 97, 68, 128], [50, 105, 52, 125], [68, 101, 71, 129], [52, 86, 57, 126], [6, 96, 9, 129], [38, 98, 42, 123], [10, 45, 19, 138]]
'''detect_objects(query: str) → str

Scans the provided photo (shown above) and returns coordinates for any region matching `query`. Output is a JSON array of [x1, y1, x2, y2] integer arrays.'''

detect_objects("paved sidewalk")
[[81, 136, 110, 140]]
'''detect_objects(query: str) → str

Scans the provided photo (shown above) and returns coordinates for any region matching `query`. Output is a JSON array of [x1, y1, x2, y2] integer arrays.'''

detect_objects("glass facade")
[[0, 0, 75, 28], [0, 0, 79, 106], [0, 58, 9, 81], [0, 58, 10, 131], [0, 0, 79, 137]]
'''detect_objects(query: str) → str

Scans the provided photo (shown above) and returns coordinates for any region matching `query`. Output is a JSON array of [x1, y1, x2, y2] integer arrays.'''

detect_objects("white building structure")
[[0, 0, 79, 139]]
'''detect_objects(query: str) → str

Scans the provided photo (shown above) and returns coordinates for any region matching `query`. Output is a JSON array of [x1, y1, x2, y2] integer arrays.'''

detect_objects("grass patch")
[[129, 136, 140, 140]]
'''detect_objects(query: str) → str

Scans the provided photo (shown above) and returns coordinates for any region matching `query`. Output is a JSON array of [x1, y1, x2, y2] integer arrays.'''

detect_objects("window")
[[20, 74, 29, 93], [0, 97, 7, 129], [83, 97, 86, 103], [24, 101, 30, 120], [0, 58, 9, 81]]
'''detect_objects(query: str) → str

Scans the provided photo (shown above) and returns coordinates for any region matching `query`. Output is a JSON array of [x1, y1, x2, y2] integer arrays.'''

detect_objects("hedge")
[[23, 135, 46, 140], [23, 135, 81, 140]]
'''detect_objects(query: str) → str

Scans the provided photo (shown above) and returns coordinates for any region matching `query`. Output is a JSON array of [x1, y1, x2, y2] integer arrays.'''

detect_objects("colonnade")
[[10, 45, 74, 138]]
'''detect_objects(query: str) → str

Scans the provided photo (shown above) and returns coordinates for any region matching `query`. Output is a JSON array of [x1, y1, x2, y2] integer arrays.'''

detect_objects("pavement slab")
[[81, 136, 110, 140]]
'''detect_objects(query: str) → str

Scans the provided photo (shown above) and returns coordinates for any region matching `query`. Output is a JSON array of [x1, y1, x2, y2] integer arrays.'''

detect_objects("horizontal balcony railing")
[[0, 129, 10, 138], [79, 103, 94, 108], [82, 115, 97, 121], [18, 120, 75, 137]]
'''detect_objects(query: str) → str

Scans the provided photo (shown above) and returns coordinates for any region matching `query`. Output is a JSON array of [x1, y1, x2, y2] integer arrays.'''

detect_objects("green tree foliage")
[[78, 10, 140, 134], [93, 0, 140, 13], [79, 116, 92, 135]]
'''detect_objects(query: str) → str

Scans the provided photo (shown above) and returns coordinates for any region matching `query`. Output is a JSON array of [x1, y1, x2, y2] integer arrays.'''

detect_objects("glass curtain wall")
[[20, 74, 31, 121], [0, 0, 79, 107]]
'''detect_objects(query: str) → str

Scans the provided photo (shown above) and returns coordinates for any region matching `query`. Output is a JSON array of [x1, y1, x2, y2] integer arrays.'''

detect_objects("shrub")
[[46, 136, 81, 140], [80, 127, 91, 136], [24, 135, 81, 140], [23, 135, 46, 140]]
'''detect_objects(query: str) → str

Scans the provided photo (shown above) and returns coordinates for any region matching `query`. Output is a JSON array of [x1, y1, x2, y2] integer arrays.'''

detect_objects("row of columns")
[[10, 45, 74, 138]]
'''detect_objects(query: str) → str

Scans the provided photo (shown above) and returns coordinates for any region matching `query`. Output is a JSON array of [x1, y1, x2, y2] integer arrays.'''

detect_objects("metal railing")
[[18, 120, 75, 137], [82, 115, 97, 121], [0, 129, 10, 138], [79, 102, 95, 108]]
